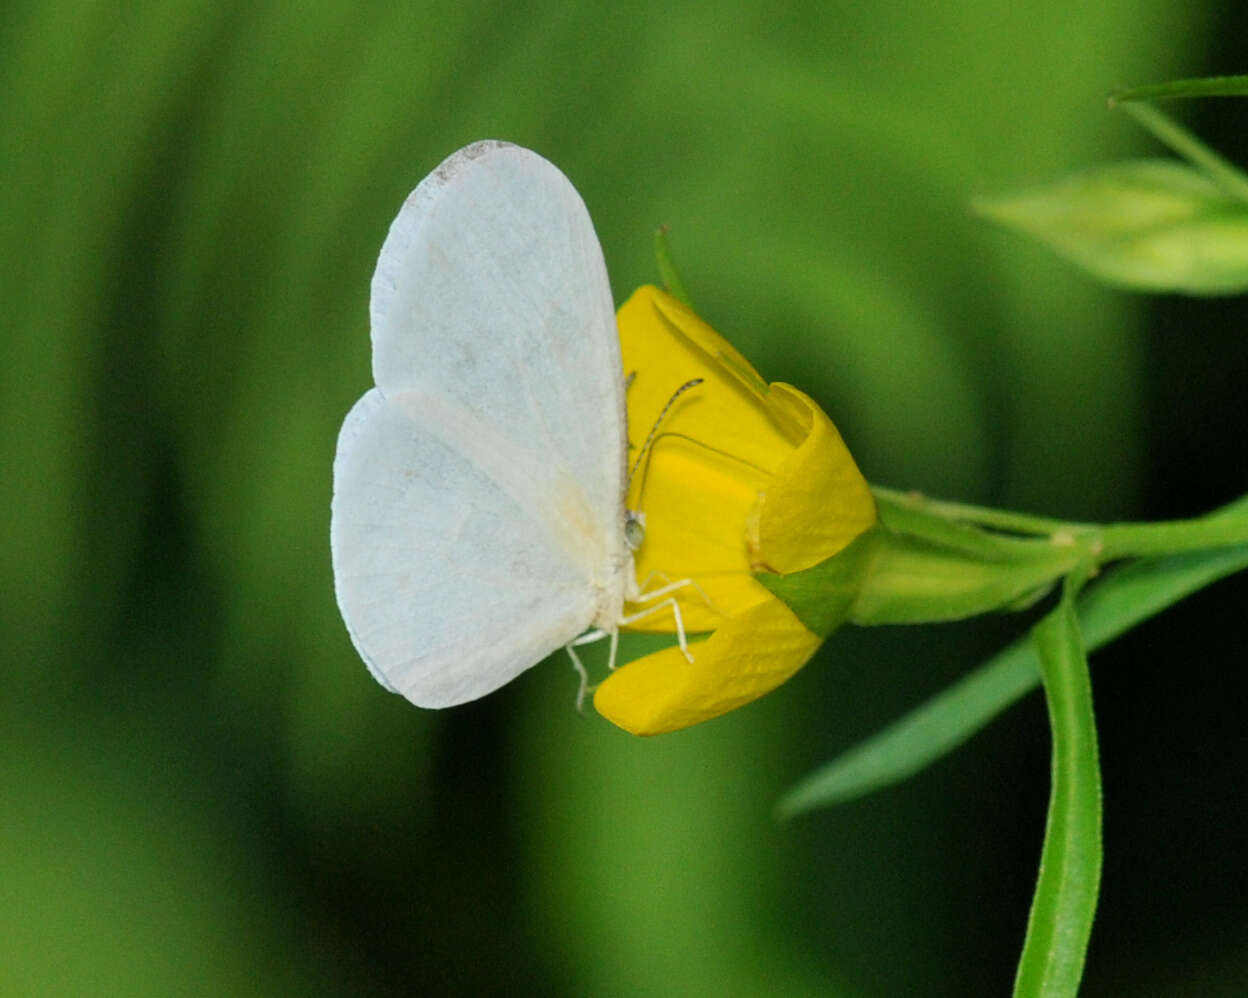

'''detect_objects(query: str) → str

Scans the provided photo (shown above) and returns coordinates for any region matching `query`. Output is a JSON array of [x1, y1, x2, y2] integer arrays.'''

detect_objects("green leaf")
[[974, 160, 1248, 294], [776, 541, 1248, 818], [1013, 573, 1101, 997], [1110, 74, 1248, 104]]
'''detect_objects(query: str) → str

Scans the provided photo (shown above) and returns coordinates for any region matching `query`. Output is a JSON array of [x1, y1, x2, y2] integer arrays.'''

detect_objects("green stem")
[[1097, 511, 1248, 560], [1117, 101, 1248, 204], [873, 485, 1248, 565], [871, 486, 1084, 536]]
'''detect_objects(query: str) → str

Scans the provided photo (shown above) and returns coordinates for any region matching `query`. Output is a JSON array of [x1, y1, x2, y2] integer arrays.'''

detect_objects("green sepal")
[[756, 529, 880, 636], [653, 226, 693, 307], [758, 501, 1083, 635], [974, 159, 1248, 294]]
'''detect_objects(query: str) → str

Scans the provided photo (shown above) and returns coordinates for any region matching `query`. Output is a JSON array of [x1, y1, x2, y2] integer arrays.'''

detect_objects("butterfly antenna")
[[628, 378, 704, 484]]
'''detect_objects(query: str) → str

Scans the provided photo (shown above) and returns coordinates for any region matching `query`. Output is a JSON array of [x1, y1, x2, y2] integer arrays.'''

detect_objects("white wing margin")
[[331, 142, 628, 707]]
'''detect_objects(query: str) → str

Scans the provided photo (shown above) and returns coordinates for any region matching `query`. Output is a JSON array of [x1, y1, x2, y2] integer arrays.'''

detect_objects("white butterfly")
[[331, 141, 689, 709]]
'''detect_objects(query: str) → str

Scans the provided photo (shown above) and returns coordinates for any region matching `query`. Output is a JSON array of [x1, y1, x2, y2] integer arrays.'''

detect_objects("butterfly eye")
[[624, 511, 646, 551]]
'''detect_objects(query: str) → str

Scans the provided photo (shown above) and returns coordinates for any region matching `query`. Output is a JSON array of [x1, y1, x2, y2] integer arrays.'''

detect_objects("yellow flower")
[[593, 286, 877, 735]]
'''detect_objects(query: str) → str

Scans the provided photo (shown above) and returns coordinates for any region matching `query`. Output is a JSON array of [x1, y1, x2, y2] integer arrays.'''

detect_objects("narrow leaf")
[[974, 160, 1248, 294], [1013, 576, 1101, 997], [1109, 75, 1248, 104], [776, 542, 1248, 818]]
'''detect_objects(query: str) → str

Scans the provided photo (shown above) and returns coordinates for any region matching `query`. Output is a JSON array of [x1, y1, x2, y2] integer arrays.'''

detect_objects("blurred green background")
[[4, 2, 1247, 994]]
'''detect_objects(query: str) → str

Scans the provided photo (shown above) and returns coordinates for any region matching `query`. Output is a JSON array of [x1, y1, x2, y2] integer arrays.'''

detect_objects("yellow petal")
[[627, 442, 767, 630], [618, 286, 792, 478], [593, 596, 823, 735], [749, 383, 877, 574], [618, 286, 799, 630]]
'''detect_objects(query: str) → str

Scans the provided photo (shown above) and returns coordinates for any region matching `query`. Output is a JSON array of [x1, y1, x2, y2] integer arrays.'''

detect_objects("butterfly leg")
[[625, 573, 719, 664], [618, 596, 693, 663], [634, 571, 715, 614], [565, 643, 589, 713], [566, 628, 609, 712]]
